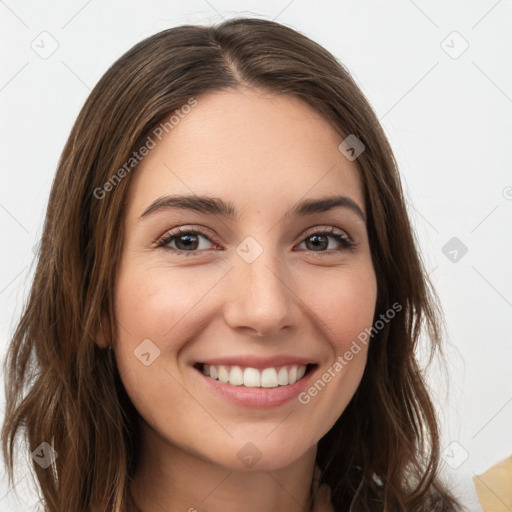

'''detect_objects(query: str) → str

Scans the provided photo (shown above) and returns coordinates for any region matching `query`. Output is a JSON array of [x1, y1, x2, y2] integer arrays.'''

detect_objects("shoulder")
[[473, 456, 512, 512]]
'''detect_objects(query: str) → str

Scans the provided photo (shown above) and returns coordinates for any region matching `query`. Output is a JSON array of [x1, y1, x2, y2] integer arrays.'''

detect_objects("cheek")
[[293, 267, 376, 439], [113, 260, 214, 348], [112, 263, 204, 433], [112, 259, 180, 386], [300, 263, 377, 352]]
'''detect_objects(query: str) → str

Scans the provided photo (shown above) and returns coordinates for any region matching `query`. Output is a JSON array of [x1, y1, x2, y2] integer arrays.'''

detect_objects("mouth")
[[193, 362, 317, 388]]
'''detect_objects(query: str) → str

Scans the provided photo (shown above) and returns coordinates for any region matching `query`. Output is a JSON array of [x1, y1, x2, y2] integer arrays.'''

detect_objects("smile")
[[200, 363, 313, 388], [193, 360, 318, 408]]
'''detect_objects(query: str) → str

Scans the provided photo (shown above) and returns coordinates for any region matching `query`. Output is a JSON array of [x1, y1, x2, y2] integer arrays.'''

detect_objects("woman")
[[1, 17, 475, 511]]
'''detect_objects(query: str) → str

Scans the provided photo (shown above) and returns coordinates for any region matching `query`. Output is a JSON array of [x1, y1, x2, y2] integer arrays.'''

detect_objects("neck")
[[129, 422, 318, 512]]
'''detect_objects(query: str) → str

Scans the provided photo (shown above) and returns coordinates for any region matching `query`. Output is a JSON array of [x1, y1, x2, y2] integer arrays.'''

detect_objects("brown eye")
[[304, 233, 330, 251], [156, 228, 215, 255], [172, 232, 200, 251], [297, 227, 355, 253]]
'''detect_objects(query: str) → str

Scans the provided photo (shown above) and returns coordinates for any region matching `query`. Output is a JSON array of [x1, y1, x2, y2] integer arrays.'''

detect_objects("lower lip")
[[196, 366, 317, 408]]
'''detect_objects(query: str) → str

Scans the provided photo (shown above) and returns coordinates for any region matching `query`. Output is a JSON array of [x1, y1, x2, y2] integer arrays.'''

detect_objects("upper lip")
[[196, 355, 317, 369]]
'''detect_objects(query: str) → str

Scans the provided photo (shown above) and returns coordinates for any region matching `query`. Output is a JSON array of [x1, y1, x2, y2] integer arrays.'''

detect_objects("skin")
[[97, 87, 377, 512]]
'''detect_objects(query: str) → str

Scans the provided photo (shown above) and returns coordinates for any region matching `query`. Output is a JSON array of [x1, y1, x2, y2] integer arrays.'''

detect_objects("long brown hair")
[[2, 17, 462, 511]]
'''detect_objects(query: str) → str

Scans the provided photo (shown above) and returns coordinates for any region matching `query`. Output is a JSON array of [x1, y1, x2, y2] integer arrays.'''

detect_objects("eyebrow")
[[139, 194, 366, 223]]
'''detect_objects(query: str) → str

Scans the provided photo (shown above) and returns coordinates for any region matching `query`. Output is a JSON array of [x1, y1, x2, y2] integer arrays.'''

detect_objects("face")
[[108, 87, 377, 472]]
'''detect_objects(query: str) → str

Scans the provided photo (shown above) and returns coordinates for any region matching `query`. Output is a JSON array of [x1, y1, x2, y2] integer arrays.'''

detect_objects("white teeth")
[[261, 368, 278, 388], [277, 367, 289, 385], [218, 365, 229, 383], [229, 366, 244, 386], [201, 364, 309, 388], [243, 368, 260, 387]]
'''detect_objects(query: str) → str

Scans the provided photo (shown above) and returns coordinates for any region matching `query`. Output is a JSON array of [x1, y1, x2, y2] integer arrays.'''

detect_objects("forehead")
[[125, 88, 365, 219]]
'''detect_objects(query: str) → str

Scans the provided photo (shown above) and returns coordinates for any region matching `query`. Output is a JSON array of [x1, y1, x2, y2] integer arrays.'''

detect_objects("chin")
[[202, 435, 316, 473]]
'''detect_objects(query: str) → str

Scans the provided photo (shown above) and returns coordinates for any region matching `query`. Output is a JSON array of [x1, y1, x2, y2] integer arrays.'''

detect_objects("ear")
[[95, 312, 111, 349]]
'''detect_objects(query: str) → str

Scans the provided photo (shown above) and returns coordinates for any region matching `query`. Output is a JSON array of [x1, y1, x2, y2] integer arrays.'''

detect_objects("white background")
[[1, 1, 511, 510]]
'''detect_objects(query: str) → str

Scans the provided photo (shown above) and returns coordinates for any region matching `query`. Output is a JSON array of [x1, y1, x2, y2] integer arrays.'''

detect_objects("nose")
[[223, 248, 302, 339]]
